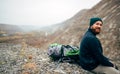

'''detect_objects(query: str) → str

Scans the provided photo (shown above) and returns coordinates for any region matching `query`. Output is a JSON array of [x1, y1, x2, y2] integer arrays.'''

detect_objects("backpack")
[[47, 43, 80, 63]]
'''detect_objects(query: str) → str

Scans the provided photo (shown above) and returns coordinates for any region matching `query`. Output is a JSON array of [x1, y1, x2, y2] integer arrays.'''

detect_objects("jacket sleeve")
[[87, 37, 114, 67]]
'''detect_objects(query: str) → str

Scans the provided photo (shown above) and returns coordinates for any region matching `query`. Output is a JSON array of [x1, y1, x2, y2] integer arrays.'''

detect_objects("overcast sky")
[[0, 0, 101, 27]]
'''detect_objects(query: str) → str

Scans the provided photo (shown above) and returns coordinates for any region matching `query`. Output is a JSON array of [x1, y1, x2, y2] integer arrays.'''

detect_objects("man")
[[79, 17, 120, 74]]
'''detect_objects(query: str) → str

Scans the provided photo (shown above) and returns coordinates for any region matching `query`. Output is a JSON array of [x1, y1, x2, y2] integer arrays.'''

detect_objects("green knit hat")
[[90, 17, 103, 26]]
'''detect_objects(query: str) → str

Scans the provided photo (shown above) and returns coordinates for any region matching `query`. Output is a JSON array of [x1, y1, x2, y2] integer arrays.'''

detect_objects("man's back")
[[79, 29, 101, 70]]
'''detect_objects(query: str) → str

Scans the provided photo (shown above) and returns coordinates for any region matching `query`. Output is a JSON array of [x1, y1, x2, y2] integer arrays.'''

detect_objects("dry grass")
[[0, 32, 45, 48]]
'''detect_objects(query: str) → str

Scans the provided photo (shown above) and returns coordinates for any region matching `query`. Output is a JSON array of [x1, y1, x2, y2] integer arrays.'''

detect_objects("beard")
[[91, 28, 101, 34]]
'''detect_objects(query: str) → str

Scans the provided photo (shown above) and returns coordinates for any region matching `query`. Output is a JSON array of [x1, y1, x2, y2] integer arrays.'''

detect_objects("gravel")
[[0, 43, 119, 74]]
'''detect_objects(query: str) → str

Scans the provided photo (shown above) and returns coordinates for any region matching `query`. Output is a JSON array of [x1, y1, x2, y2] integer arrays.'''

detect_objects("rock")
[[0, 43, 119, 74]]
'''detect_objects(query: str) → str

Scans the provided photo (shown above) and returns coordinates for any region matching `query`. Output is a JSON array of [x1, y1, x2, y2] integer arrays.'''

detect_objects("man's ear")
[[90, 26, 93, 29]]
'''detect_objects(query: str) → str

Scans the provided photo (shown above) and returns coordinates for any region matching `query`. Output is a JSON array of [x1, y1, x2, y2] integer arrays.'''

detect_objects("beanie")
[[90, 17, 103, 26]]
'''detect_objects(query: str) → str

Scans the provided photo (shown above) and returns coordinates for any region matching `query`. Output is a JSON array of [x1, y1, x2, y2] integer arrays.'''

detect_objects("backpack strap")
[[57, 45, 64, 62], [58, 45, 71, 62], [65, 45, 76, 52]]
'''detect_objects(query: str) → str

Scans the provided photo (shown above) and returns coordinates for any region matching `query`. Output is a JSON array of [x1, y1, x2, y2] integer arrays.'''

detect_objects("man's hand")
[[110, 60, 119, 70], [114, 64, 119, 70]]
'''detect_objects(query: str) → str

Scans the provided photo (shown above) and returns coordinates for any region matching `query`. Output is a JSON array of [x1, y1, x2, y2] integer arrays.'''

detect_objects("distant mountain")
[[18, 25, 41, 32], [0, 24, 22, 34]]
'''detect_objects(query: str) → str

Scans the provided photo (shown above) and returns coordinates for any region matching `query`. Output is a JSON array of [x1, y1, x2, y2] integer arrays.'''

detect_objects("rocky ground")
[[0, 43, 120, 74]]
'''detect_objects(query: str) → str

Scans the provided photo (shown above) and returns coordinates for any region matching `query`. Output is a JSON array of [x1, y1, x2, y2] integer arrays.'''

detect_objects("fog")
[[0, 0, 101, 27]]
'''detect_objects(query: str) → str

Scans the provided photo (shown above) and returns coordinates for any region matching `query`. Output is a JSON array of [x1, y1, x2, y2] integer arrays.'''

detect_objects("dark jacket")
[[79, 28, 114, 71]]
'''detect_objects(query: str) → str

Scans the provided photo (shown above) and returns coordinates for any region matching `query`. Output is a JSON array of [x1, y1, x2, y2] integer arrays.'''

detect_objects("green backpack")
[[47, 43, 80, 63]]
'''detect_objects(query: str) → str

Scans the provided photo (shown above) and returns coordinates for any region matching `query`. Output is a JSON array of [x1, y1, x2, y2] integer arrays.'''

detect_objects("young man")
[[79, 17, 120, 74]]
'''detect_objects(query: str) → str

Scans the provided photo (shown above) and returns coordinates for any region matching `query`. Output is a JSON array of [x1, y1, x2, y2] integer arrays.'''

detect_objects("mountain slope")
[[48, 0, 120, 59]]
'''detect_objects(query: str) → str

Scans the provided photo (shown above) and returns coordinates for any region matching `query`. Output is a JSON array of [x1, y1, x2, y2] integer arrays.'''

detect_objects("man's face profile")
[[90, 21, 103, 34]]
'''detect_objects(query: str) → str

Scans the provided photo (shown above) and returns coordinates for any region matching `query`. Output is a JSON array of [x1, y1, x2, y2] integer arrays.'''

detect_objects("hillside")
[[0, 0, 120, 74], [0, 0, 119, 60], [9, 0, 120, 59], [48, 0, 120, 59]]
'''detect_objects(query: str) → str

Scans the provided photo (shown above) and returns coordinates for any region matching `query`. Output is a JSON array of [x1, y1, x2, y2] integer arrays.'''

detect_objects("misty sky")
[[0, 0, 101, 27]]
